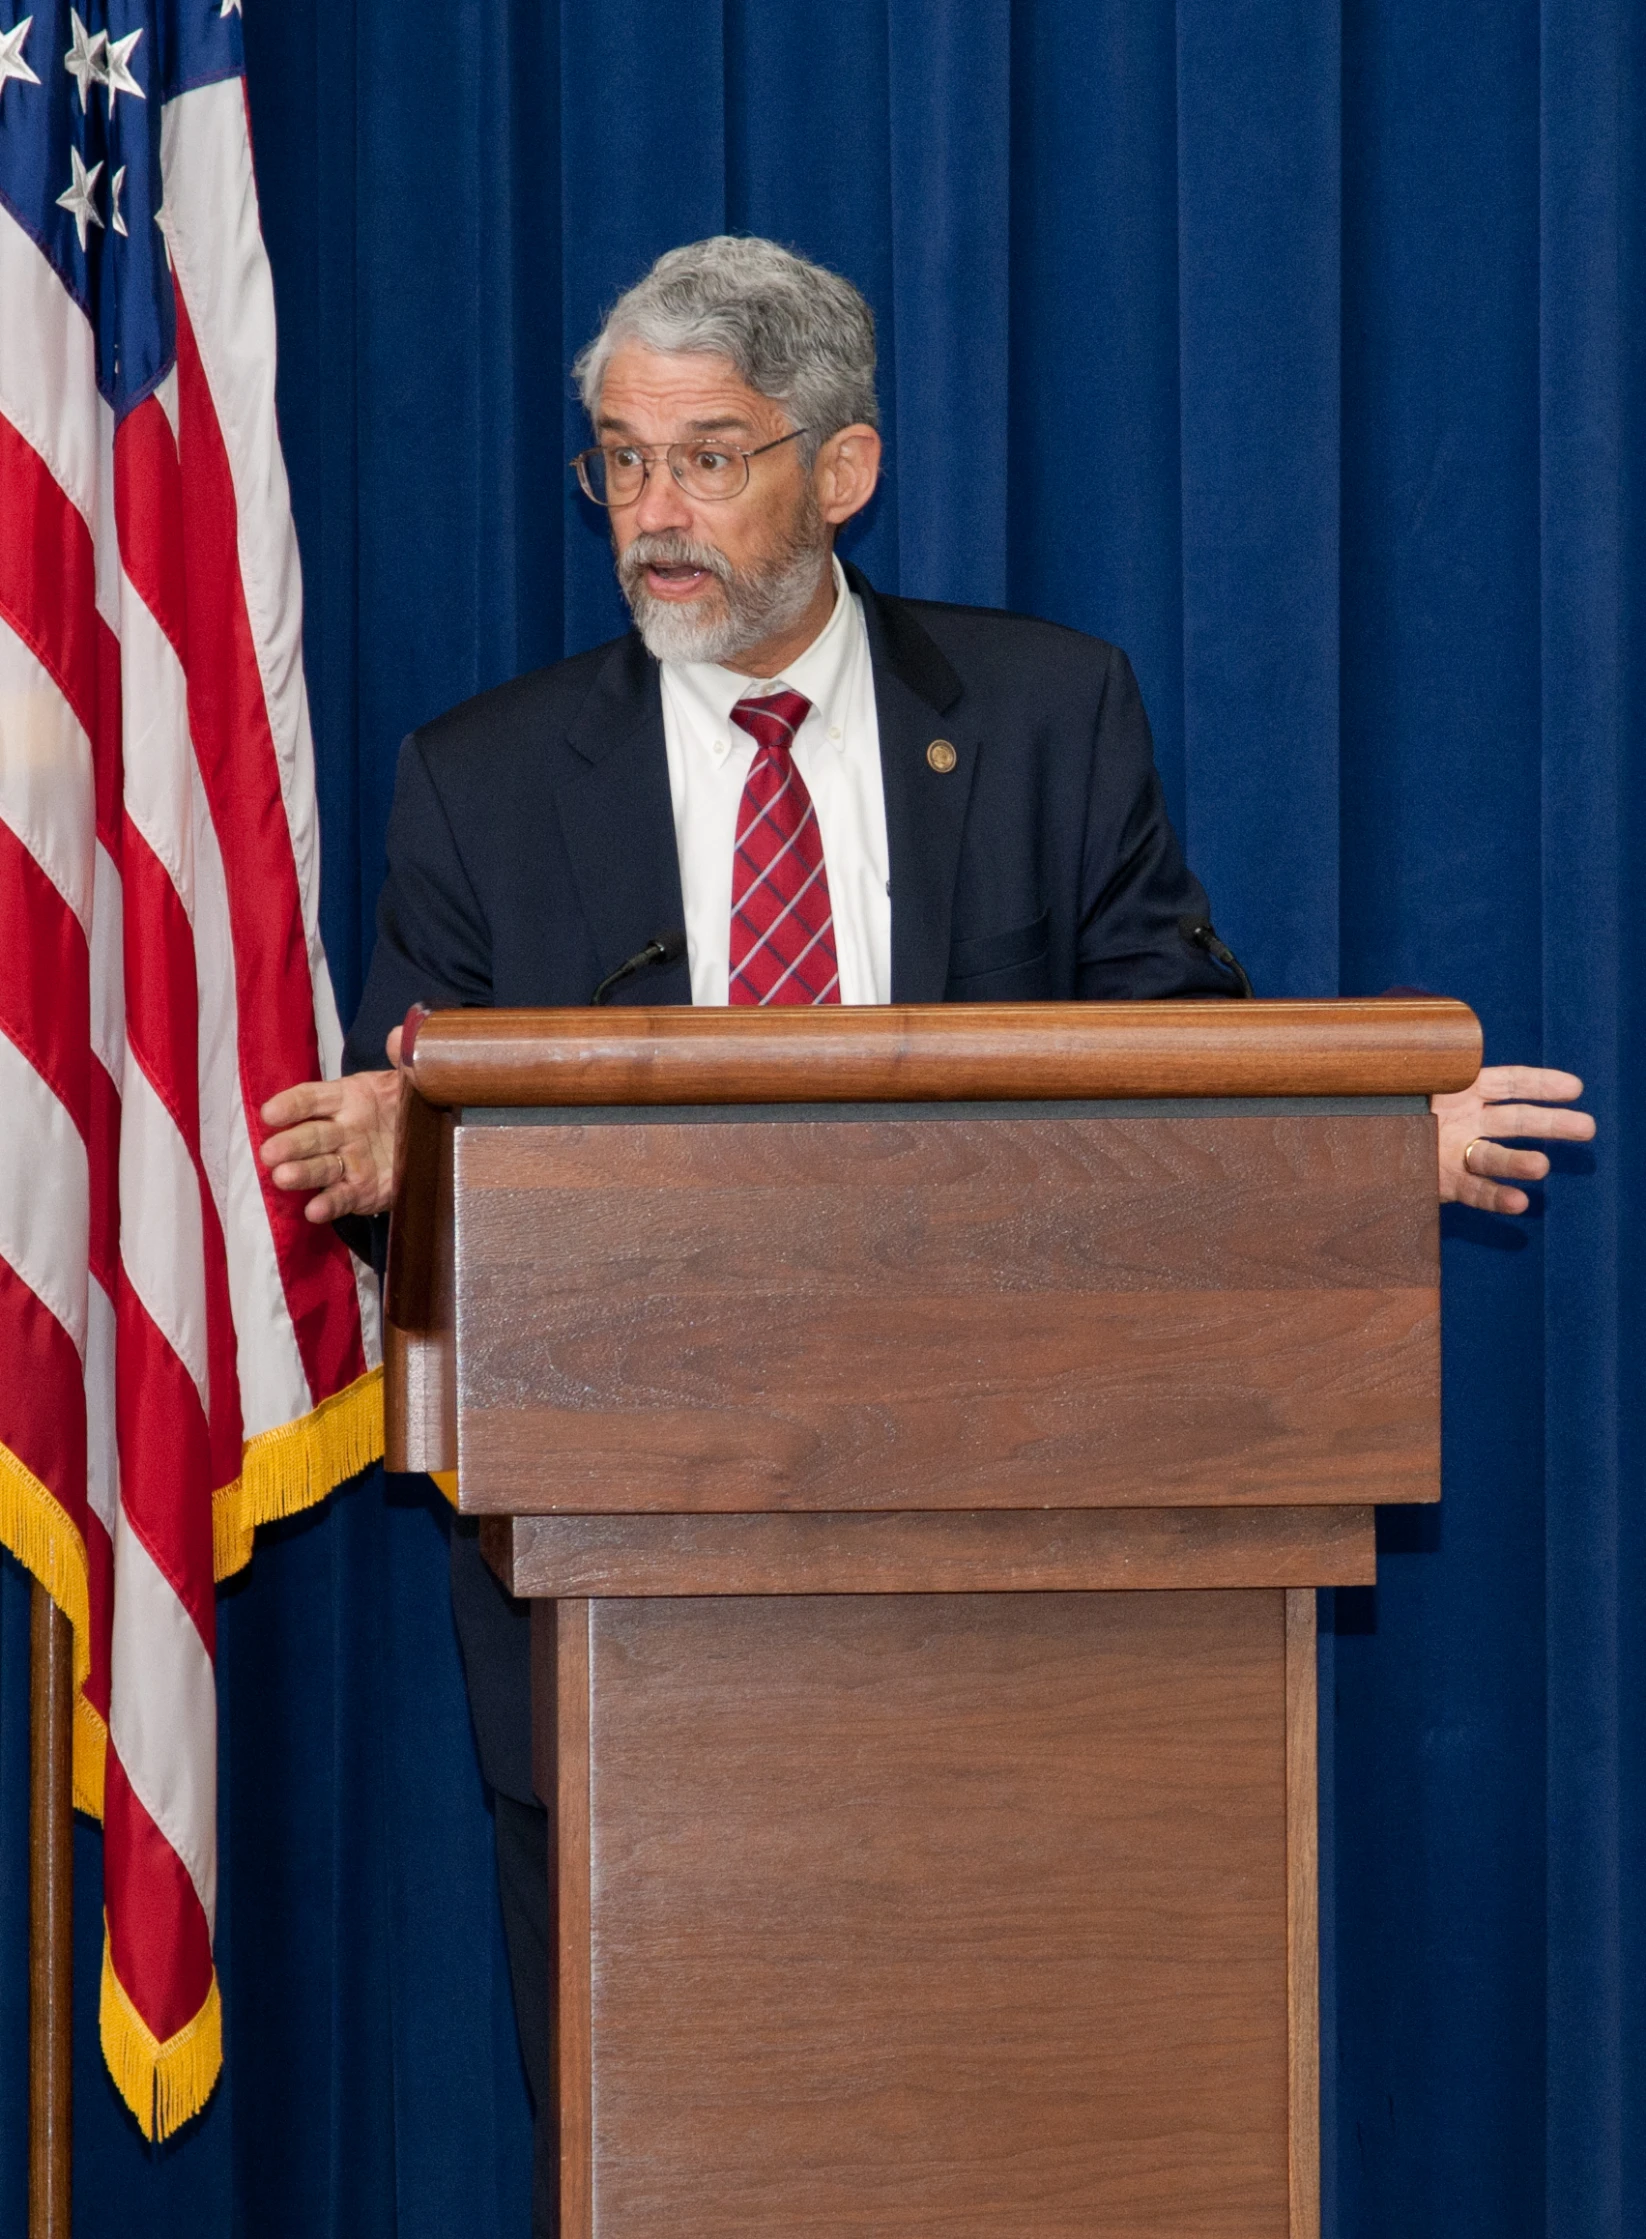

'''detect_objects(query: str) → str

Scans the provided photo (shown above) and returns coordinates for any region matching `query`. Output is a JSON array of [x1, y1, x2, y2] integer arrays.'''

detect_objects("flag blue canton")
[[0, 0, 242, 418]]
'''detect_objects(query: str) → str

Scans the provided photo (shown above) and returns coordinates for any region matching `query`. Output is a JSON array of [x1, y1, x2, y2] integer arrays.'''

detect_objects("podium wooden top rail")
[[398, 995, 1482, 1108]]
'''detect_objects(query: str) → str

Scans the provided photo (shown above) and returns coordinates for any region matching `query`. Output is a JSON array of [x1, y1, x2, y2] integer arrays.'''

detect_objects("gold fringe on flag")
[[100, 1932, 224, 2142], [74, 1692, 109, 1819], [430, 1468, 459, 1508], [0, 1437, 91, 1689], [0, 1438, 109, 1815], [212, 1364, 385, 1580], [6, 1377, 385, 1813]]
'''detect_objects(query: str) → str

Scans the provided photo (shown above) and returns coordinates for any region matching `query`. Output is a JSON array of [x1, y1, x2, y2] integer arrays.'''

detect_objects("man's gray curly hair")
[[573, 236, 879, 462]]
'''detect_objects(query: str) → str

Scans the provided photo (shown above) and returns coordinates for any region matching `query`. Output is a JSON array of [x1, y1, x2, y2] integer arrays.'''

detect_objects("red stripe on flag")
[[170, 293, 367, 1405], [117, 824, 244, 1488], [114, 1279, 216, 1654], [0, 826, 90, 1141], [84, 1522, 113, 1728], [113, 401, 188, 667], [0, 1260, 88, 1513], [0, 411, 99, 740], [119, 820, 203, 1149], [199, 1176, 244, 1498], [103, 1746, 214, 2042], [84, 1501, 113, 1731]]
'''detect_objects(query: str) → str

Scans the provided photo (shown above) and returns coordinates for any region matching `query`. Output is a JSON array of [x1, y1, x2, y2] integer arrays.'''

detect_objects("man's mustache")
[[617, 533, 734, 589]]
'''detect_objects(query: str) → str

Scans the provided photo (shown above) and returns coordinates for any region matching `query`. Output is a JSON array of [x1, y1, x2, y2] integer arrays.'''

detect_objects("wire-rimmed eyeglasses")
[[571, 428, 811, 508]]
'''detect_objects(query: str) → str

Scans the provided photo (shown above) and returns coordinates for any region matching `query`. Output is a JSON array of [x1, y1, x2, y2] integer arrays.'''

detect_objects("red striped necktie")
[[728, 689, 841, 1006]]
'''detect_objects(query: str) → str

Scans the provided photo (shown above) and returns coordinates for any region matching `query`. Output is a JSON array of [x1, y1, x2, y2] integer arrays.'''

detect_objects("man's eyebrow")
[[594, 413, 758, 438]]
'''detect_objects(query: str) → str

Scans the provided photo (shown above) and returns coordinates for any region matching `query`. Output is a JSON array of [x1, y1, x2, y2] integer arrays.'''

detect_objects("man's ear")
[[815, 423, 882, 527]]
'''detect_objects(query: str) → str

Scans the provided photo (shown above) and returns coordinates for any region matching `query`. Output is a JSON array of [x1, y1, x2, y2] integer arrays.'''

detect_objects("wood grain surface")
[[567, 1589, 1291, 2238], [405, 997, 1481, 1108], [1286, 1590, 1320, 2239], [383, 1088, 455, 1473], [554, 1602, 593, 2239], [454, 1111, 1439, 1515], [485, 1504, 1374, 1598]]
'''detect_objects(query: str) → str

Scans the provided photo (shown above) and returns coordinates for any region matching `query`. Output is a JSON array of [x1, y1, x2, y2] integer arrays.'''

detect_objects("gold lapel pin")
[[926, 739, 957, 774]]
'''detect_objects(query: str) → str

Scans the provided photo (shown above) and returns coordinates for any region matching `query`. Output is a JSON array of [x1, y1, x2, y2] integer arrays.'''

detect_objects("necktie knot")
[[730, 688, 811, 755]]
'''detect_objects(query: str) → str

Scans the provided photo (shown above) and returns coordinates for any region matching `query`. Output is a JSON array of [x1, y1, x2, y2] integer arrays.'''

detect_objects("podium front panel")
[[452, 1098, 1438, 1515], [548, 1587, 1298, 2239]]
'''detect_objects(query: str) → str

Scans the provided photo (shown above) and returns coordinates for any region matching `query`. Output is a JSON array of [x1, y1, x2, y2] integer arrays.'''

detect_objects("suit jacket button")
[[926, 738, 957, 773]]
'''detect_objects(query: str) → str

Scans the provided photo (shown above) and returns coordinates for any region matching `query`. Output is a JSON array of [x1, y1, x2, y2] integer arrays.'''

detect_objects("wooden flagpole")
[[29, 1584, 72, 2238]]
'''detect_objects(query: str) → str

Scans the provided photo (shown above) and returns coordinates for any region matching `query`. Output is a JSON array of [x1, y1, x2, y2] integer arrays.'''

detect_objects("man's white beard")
[[617, 515, 830, 667]]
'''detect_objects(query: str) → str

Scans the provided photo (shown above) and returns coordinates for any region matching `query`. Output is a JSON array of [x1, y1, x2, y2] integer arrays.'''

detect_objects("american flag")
[[0, 0, 381, 2135]]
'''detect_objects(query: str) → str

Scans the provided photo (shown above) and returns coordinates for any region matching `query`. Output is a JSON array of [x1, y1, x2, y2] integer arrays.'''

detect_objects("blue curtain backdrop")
[[1, 1, 1640, 2232]]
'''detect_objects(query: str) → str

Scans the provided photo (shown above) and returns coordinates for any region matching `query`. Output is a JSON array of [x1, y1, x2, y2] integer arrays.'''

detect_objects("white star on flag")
[[62, 7, 105, 108], [110, 161, 127, 236], [56, 141, 103, 249], [220, 0, 243, 15], [0, 15, 41, 104], [102, 23, 142, 113]]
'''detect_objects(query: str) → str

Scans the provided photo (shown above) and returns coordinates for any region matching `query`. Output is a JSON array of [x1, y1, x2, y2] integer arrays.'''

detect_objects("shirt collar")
[[661, 555, 859, 753]]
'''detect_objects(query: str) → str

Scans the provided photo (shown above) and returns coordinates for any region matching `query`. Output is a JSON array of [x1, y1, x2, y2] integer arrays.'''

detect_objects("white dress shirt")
[[659, 557, 892, 1006]]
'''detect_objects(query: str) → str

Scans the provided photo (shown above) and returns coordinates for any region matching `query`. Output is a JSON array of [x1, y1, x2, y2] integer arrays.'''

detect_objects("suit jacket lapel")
[[554, 632, 690, 998], [849, 565, 976, 1002]]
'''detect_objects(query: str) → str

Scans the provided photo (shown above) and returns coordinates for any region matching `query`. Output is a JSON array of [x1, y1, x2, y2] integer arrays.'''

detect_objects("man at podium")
[[258, 235, 1592, 2232]]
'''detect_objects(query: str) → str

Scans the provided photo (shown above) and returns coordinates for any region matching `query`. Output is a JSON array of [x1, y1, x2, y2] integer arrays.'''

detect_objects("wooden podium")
[[384, 998, 1480, 2239]]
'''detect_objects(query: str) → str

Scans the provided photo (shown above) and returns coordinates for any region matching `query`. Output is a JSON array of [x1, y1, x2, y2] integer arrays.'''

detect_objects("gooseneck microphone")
[[1178, 915, 1256, 1000], [591, 929, 688, 1006]]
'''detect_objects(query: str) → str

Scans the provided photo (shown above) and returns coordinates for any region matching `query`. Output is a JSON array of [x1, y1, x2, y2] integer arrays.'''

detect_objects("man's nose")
[[629, 456, 695, 535]]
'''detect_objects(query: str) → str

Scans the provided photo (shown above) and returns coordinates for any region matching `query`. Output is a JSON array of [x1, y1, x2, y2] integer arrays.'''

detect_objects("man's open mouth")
[[644, 562, 717, 596]]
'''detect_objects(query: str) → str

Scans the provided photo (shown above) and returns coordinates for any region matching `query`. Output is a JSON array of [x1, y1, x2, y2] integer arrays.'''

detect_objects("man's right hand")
[[258, 1026, 406, 1225]]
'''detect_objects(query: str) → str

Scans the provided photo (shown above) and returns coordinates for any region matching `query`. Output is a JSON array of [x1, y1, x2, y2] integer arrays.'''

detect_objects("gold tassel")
[[213, 1366, 385, 1580], [100, 1935, 224, 2141]]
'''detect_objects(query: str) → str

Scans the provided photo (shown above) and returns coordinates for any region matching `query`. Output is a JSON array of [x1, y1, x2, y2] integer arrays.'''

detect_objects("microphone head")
[[1178, 915, 1214, 947], [656, 929, 688, 966]]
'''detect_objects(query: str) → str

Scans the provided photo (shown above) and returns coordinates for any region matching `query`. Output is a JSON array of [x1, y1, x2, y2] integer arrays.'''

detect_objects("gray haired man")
[[259, 235, 1595, 2232]]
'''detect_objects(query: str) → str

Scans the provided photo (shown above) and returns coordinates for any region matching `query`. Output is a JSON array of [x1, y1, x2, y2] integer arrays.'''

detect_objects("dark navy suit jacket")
[[345, 564, 1228, 1801]]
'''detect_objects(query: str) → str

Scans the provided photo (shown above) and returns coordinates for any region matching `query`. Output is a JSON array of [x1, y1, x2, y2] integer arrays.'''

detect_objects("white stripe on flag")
[[93, 399, 119, 632], [0, 204, 99, 530], [109, 1501, 217, 1925], [0, 617, 94, 929], [89, 842, 125, 1082], [118, 575, 198, 916], [0, 1031, 89, 1357], [119, 1061, 210, 1409]]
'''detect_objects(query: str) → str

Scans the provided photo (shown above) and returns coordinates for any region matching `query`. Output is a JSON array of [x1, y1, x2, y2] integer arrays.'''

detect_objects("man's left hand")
[[1432, 1066, 1596, 1216]]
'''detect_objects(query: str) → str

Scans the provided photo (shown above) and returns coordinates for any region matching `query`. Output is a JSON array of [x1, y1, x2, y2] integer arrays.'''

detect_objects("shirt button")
[[828, 725, 841, 741]]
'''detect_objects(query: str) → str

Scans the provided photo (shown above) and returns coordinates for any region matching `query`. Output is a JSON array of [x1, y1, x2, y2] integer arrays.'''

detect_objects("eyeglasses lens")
[[579, 445, 752, 506]]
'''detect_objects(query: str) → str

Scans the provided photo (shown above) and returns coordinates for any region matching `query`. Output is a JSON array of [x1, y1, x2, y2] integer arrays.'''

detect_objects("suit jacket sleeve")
[[343, 729, 495, 1075], [1075, 648, 1228, 1001]]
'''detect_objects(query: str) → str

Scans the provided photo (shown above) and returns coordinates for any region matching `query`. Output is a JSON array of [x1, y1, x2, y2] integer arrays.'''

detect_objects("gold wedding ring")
[[1462, 1138, 1486, 1176]]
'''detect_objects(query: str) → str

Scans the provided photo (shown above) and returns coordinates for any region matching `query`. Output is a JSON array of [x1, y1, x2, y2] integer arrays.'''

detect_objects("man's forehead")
[[595, 344, 784, 433]]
